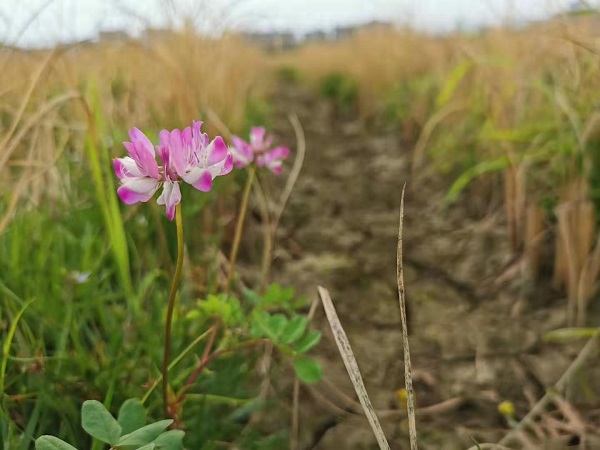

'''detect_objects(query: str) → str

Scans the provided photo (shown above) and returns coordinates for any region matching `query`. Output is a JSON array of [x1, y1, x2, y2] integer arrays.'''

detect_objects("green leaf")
[[436, 60, 474, 108], [543, 327, 600, 343], [294, 357, 323, 384], [243, 289, 262, 306], [117, 398, 146, 434], [281, 316, 308, 344], [267, 314, 287, 340], [137, 445, 156, 450], [116, 420, 173, 446], [261, 283, 296, 307], [251, 311, 286, 341], [294, 331, 321, 353], [153, 430, 185, 450], [444, 157, 510, 206], [35, 436, 78, 450], [251, 311, 271, 338], [197, 295, 243, 326], [81, 400, 122, 445]]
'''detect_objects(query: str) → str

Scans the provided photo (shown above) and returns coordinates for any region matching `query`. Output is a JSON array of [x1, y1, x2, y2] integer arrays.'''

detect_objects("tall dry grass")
[[0, 30, 268, 211], [279, 15, 600, 320]]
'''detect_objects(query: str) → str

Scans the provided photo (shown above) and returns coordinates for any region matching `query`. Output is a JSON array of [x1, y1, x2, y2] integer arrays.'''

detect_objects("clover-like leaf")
[[267, 314, 287, 341], [281, 316, 308, 345], [153, 430, 185, 450], [137, 444, 156, 450], [81, 400, 122, 445], [294, 330, 321, 353], [118, 398, 146, 434], [35, 436, 78, 450], [293, 357, 323, 384], [116, 420, 173, 447]]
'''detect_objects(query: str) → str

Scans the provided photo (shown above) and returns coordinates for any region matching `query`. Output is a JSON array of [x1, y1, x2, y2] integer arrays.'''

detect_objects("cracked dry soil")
[[238, 86, 600, 450]]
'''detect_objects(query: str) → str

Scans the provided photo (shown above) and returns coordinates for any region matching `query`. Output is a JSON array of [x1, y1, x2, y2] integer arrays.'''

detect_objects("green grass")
[[0, 93, 276, 449]]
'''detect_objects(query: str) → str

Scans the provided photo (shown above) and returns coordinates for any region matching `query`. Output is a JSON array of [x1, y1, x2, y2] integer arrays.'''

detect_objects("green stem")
[[162, 203, 184, 417], [226, 166, 255, 294], [141, 327, 213, 405]]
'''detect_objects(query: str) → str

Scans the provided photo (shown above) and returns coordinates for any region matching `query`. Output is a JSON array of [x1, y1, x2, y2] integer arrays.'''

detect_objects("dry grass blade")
[[397, 184, 418, 450], [0, 49, 56, 153], [317, 286, 391, 450], [274, 111, 306, 230], [411, 102, 463, 172], [0, 91, 80, 173]]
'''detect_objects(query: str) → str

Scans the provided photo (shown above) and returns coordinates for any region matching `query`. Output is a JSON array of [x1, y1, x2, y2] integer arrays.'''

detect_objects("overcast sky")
[[0, 0, 592, 47]]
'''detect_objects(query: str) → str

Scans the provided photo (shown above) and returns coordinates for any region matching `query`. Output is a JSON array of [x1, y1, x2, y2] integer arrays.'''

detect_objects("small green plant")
[[318, 72, 358, 117], [276, 65, 301, 84], [35, 399, 183, 450]]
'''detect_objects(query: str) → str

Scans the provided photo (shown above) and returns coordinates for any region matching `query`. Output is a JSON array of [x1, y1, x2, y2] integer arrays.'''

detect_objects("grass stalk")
[[225, 166, 255, 293], [162, 203, 185, 417], [397, 184, 418, 450]]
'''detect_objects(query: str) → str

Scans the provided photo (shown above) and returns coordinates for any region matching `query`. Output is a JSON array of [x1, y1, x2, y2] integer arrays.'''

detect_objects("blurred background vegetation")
[[2, 1, 600, 449]]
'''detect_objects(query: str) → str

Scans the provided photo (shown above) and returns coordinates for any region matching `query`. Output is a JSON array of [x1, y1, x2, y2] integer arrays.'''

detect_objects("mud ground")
[[239, 85, 600, 450]]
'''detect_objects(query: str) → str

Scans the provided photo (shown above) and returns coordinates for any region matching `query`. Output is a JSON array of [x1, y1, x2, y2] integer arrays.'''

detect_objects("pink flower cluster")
[[114, 122, 232, 220], [229, 127, 290, 175], [114, 122, 290, 220]]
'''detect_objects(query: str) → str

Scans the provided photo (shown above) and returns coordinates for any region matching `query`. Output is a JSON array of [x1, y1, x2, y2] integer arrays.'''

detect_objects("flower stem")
[[226, 166, 255, 294], [162, 203, 184, 417]]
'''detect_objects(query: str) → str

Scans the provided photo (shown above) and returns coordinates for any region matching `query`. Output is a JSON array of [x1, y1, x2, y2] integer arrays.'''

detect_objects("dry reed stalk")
[[554, 178, 595, 325], [317, 286, 391, 450], [504, 161, 526, 253], [396, 185, 418, 450], [576, 235, 600, 326], [524, 202, 546, 282]]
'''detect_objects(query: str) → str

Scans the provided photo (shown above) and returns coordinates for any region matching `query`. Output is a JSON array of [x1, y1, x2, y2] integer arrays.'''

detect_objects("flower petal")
[[121, 176, 160, 194], [136, 143, 160, 179], [229, 136, 253, 167], [192, 120, 203, 136], [208, 136, 228, 166], [159, 129, 171, 148], [250, 127, 266, 146], [129, 127, 155, 154], [264, 146, 290, 162], [221, 154, 233, 175], [156, 181, 181, 221], [180, 166, 204, 185], [113, 157, 143, 179], [269, 163, 283, 175], [192, 171, 213, 192], [168, 128, 186, 176], [117, 177, 159, 204], [231, 136, 247, 151]]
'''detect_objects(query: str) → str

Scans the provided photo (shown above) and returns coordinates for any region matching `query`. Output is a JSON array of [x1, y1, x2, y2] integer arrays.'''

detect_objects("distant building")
[[304, 30, 330, 43], [243, 31, 296, 52], [568, 0, 595, 13], [361, 20, 395, 32], [334, 26, 358, 40]]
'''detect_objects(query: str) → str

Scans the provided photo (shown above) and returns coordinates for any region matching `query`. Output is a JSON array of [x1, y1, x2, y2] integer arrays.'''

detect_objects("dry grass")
[[0, 30, 268, 207]]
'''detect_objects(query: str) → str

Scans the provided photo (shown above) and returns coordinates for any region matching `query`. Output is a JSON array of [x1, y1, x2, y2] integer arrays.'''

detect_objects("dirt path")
[[253, 86, 595, 449]]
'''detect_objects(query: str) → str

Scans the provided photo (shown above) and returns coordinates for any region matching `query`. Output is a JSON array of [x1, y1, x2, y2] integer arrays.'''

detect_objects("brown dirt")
[[243, 85, 600, 450]]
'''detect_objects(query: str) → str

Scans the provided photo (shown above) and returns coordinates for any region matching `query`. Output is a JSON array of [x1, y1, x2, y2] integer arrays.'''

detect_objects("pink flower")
[[114, 128, 161, 205], [158, 121, 232, 194], [113, 123, 233, 221], [230, 126, 290, 175]]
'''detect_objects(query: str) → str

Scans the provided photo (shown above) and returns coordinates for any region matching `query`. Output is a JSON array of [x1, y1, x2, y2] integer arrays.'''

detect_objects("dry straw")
[[317, 185, 418, 450], [317, 286, 391, 450]]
